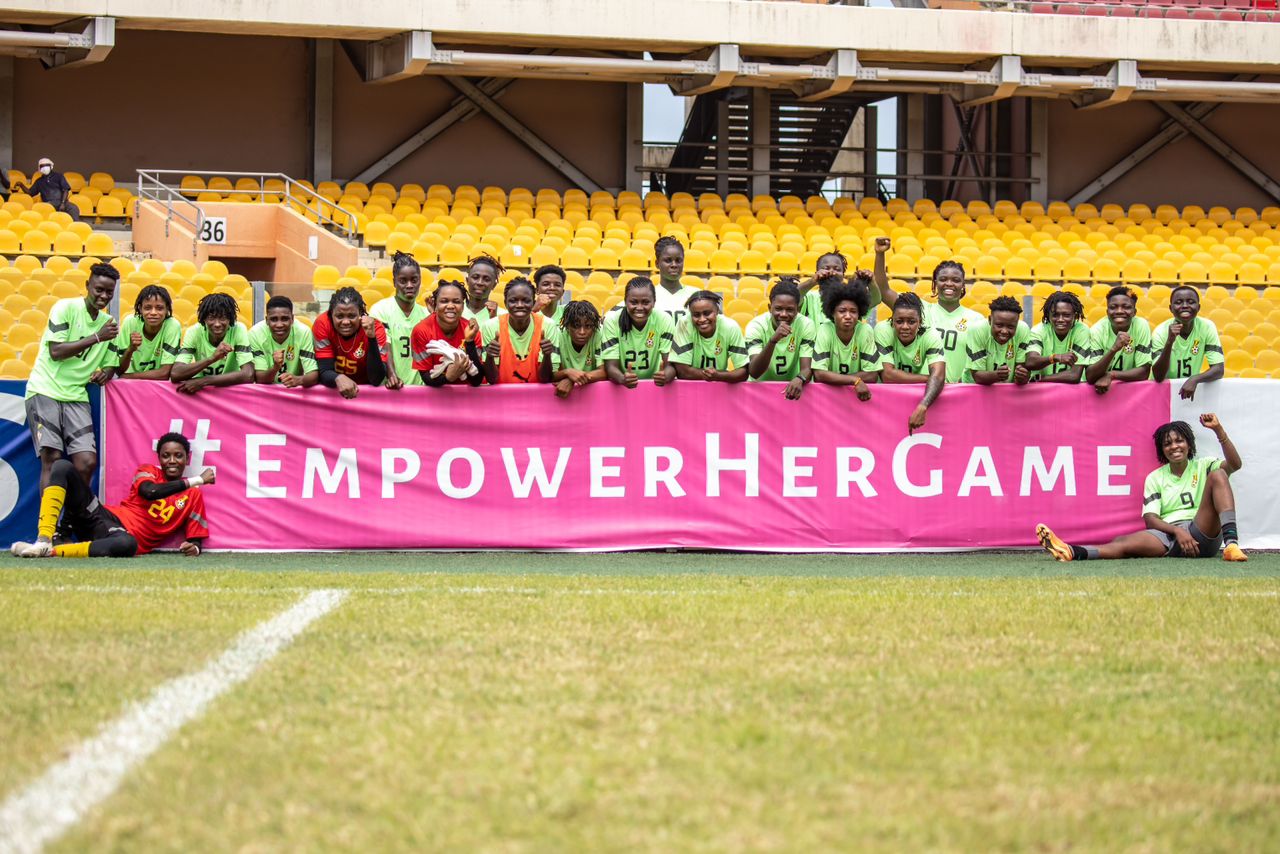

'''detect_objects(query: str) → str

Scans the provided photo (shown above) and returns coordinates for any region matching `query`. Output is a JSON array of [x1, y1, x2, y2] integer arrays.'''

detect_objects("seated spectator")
[[20, 157, 80, 221]]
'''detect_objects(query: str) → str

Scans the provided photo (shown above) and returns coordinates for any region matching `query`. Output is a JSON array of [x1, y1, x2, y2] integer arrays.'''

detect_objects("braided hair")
[[1041, 291, 1084, 325], [468, 254, 504, 276], [196, 292, 237, 325], [893, 291, 925, 321], [684, 289, 723, 311], [1154, 421, 1197, 465], [391, 250, 419, 278], [654, 235, 684, 259], [561, 299, 601, 331], [769, 277, 802, 305], [327, 286, 366, 323], [619, 276, 656, 335]]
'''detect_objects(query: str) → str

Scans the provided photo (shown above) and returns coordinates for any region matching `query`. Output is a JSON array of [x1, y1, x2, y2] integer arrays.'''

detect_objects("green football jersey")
[[462, 302, 505, 323], [873, 322, 945, 376], [965, 322, 1031, 382], [549, 325, 601, 373], [1151, 316, 1224, 379], [1028, 321, 1095, 381], [114, 314, 182, 375], [1142, 457, 1222, 524], [1090, 317, 1153, 373], [799, 289, 827, 327], [25, 298, 117, 403], [812, 322, 878, 376], [744, 313, 817, 382], [923, 301, 987, 383], [370, 297, 428, 387], [599, 310, 676, 379], [669, 316, 749, 372], [249, 320, 319, 380], [175, 322, 253, 378]]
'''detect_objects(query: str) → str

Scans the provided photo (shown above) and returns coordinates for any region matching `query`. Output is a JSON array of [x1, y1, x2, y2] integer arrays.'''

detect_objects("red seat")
[[1244, 9, 1275, 18], [1055, 3, 1085, 12], [1084, 4, 1111, 13], [1216, 8, 1245, 17], [1191, 7, 1219, 16], [1139, 6, 1166, 14], [1029, 2, 1057, 10], [1164, 7, 1192, 16], [1222, 0, 1250, 8], [1110, 5, 1138, 14]]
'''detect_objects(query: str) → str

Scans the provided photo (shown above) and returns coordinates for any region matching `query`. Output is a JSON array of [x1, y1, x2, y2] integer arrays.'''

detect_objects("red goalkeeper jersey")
[[312, 313, 389, 381], [107, 465, 210, 554]]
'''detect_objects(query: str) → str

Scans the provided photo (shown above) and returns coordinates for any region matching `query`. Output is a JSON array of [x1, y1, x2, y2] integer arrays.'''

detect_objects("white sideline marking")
[[0, 589, 348, 854], [0, 584, 1276, 599]]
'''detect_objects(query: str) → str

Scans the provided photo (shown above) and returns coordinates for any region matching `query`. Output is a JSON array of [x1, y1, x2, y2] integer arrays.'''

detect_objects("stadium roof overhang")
[[1, 0, 1279, 103]]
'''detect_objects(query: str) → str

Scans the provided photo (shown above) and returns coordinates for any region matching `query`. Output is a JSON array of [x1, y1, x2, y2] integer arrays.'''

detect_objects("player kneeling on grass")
[[875, 292, 945, 433], [669, 290, 749, 384], [250, 296, 320, 388], [1037, 414, 1246, 563], [967, 296, 1031, 385], [550, 299, 606, 398], [812, 278, 878, 400], [12, 432, 212, 559]]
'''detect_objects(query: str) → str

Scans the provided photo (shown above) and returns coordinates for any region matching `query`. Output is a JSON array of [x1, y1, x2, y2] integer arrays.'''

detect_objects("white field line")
[[0, 584, 1276, 599], [0, 589, 348, 854]]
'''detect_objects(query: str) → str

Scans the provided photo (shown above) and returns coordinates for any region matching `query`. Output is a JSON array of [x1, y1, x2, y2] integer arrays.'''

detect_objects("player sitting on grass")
[[11, 432, 212, 559], [170, 293, 254, 394], [1023, 291, 1094, 383], [1086, 286, 1152, 395], [875, 292, 945, 433], [669, 290, 749, 384], [114, 285, 182, 380], [250, 296, 319, 388], [875, 238, 985, 383], [966, 296, 1030, 385], [550, 299, 606, 398], [411, 280, 483, 387], [812, 278, 877, 400], [1037, 413, 1246, 563], [1151, 284, 1224, 401], [746, 278, 816, 400], [533, 264, 566, 326], [476, 277, 552, 385], [602, 277, 676, 388], [313, 287, 402, 398]]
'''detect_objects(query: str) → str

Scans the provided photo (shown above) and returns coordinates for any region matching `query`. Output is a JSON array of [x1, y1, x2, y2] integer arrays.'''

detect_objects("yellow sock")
[[37, 485, 66, 540], [53, 542, 92, 558]]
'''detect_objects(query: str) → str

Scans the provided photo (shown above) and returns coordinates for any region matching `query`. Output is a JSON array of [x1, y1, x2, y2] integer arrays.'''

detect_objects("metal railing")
[[136, 170, 205, 259], [136, 170, 359, 241]]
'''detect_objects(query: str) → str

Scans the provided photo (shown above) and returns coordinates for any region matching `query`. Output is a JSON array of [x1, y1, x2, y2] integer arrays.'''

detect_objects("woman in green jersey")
[[669, 290, 749, 384], [1024, 291, 1094, 383], [602, 277, 676, 388], [812, 279, 876, 401], [1086, 286, 1153, 395], [1038, 414, 1247, 563], [875, 292, 946, 433], [745, 278, 816, 401], [968, 296, 1031, 385], [550, 300, 606, 398], [115, 285, 182, 380], [171, 293, 254, 394], [1151, 285, 1225, 401]]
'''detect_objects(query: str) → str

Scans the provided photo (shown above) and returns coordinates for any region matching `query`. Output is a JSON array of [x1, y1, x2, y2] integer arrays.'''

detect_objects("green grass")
[[2, 552, 1278, 851]]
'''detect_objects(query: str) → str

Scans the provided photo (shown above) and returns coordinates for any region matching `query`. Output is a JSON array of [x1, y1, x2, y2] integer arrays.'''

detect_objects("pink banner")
[[103, 380, 1170, 551]]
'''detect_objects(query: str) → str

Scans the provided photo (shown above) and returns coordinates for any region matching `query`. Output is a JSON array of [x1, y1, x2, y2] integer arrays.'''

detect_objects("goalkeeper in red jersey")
[[11, 432, 213, 558]]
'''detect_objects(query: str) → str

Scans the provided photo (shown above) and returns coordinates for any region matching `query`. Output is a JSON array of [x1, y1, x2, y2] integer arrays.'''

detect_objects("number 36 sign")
[[200, 216, 227, 245]]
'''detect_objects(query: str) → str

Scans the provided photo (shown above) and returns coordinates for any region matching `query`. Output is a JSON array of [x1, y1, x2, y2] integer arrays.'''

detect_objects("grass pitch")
[[2, 552, 1278, 851]]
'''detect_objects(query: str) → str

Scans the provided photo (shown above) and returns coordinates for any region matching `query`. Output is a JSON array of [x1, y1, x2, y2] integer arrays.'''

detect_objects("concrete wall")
[[10, 29, 627, 192]]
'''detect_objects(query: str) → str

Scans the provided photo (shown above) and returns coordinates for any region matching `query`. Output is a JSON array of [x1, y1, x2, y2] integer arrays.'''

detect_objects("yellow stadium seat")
[[84, 233, 115, 256], [560, 246, 589, 269], [88, 172, 114, 193], [1, 358, 30, 378], [1224, 350, 1253, 374], [20, 231, 52, 254], [1254, 349, 1280, 375], [1239, 334, 1267, 355], [96, 196, 125, 219], [7, 323, 39, 350]]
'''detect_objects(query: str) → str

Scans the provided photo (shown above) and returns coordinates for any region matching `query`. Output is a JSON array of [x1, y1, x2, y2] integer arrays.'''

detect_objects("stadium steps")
[[663, 90, 871, 198]]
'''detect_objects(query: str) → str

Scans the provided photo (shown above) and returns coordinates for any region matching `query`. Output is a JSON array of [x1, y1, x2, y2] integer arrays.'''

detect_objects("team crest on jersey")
[[1124, 340, 1134, 353], [175, 497, 188, 509], [646, 330, 655, 348], [286, 345, 296, 361], [913, 351, 922, 366], [354, 345, 365, 358], [1191, 339, 1201, 355], [714, 339, 723, 355], [1005, 343, 1014, 360], [957, 319, 969, 331]]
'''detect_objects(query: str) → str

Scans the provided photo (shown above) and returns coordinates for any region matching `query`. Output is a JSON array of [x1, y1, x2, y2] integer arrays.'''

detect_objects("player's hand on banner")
[[1013, 364, 1031, 385], [1094, 373, 1113, 395], [1180, 378, 1199, 400], [384, 373, 404, 391], [336, 374, 359, 399], [854, 379, 872, 402], [179, 540, 202, 557], [279, 371, 303, 388], [555, 378, 574, 398], [89, 369, 110, 386], [908, 403, 929, 434], [176, 378, 206, 394], [784, 377, 804, 400]]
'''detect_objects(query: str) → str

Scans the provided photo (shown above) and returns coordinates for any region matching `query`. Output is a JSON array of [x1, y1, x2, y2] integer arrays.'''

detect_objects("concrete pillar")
[[625, 83, 644, 195], [0, 57, 13, 176], [311, 39, 334, 184], [902, 94, 926, 201], [1030, 98, 1049, 206], [750, 87, 770, 198], [715, 98, 730, 198], [862, 104, 878, 202]]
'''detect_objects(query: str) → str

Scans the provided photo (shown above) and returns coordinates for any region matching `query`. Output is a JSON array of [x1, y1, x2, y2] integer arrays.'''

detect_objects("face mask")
[[39, 165, 51, 175]]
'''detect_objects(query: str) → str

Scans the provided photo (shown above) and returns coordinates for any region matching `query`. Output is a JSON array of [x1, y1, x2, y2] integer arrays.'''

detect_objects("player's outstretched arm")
[[1202, 413, 1242, 473]]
